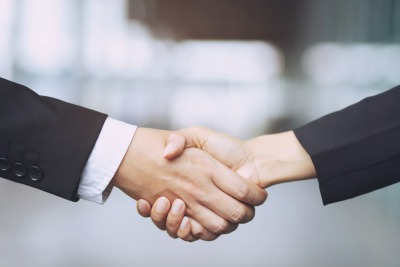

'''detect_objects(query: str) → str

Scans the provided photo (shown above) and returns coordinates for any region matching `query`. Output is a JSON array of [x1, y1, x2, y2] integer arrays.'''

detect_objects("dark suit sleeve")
[[0, 78, 107, 201], [294, 85, 400, 205]]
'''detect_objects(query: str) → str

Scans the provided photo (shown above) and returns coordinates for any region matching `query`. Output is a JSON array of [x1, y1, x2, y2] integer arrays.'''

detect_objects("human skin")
[[111, 127, 268, 241], [136, 127, 316, 241]]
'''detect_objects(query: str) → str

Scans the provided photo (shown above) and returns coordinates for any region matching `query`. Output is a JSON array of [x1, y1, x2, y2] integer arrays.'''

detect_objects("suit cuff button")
[[13, 163, 26, 177], [29, 166, 43, 182], [0, 158, 11, 172]]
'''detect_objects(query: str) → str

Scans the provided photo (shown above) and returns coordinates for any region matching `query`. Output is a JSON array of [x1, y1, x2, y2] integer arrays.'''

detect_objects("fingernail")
[[163, 143, 174, 158], [171, 199, 184, 215], [137, 200, 147, 213], [180, 217, 189, 230], [156, 197, 168, 212]]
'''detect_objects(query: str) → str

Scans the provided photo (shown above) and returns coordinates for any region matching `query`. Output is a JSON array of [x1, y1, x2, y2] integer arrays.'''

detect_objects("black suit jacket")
[[0, 78, 107, 201], [294, 85, 400, 205]]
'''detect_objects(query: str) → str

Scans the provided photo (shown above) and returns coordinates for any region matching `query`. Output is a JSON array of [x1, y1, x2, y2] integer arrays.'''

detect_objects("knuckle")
[[230, 206, 247, 223], [183, 181, 199, 194], [191, 228, 218, 241], [192, 227, 208, 239], [183, 181, 207, 200], [210, 219, 229, 234], [235, 183, 250, 200], [166, 219, 178, 230], [186, 126, 210, 149]]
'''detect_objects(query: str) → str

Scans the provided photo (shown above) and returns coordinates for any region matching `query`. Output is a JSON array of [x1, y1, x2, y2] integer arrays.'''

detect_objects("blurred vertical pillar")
[[394, 0, 400, 42], [0, 0, 14, 79]]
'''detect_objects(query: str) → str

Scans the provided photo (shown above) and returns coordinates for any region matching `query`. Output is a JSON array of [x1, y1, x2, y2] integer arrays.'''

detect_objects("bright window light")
[[174, 41, 283, 83], [303, 43, 400, 85], [16, 0, 75, 74], [0, 0, 14, 79]]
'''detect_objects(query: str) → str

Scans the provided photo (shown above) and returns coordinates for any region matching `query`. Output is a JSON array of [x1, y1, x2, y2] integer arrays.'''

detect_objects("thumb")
[[163, 127, 212, 160], [163, 132, 188, 160]]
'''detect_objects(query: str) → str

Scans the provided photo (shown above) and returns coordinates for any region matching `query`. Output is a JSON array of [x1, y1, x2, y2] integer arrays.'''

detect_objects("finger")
[[150, 197, 171, 231], [136, 199, 152, 218], [212, 163, 268, 207], [176, 216, 198, 242], [189, 218, 220, 241], [191, 165, 260, 224], [163, 133, 186, 160], [187, 204, 238, 235], [166, 199, 186, 238], [203, 190, 257, 224]]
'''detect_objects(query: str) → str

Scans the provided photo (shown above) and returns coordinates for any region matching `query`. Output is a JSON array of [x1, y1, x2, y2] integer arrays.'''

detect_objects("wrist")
[[110, 128, 143, 200], [245, 131, 316, 187], [110, 127, 172, 202]]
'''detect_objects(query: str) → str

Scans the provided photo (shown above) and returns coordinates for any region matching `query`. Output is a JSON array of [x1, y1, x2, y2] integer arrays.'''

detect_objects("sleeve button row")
[[0, 158, 43, 182]]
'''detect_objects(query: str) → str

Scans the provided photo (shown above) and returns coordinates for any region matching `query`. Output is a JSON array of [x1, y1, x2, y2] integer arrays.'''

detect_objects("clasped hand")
[[112, 127, 315, 242], [111, 128, 268, 241]]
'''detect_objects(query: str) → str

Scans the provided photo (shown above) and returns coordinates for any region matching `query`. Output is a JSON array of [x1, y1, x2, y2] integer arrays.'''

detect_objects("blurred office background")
[[0, 0, 400, 266]]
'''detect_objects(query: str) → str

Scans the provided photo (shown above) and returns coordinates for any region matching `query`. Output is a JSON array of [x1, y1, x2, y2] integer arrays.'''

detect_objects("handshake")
[[1, 77, 396, 240], [111, 126, 316, 242]]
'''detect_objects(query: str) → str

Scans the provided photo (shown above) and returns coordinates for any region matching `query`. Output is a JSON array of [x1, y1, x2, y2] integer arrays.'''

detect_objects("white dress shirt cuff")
[[77, 118, 137, 204]]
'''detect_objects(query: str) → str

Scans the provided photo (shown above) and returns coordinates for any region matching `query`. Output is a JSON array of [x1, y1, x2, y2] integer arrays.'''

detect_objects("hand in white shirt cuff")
[[77, 118, 137, 204]]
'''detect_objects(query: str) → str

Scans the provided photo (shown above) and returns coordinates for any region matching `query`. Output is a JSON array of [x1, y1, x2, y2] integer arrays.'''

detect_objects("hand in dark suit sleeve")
[[131, 85, 400, 241], [0, 78, 267, 243], [0, 78, 107, 201], [294, 85, 400, 204]]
